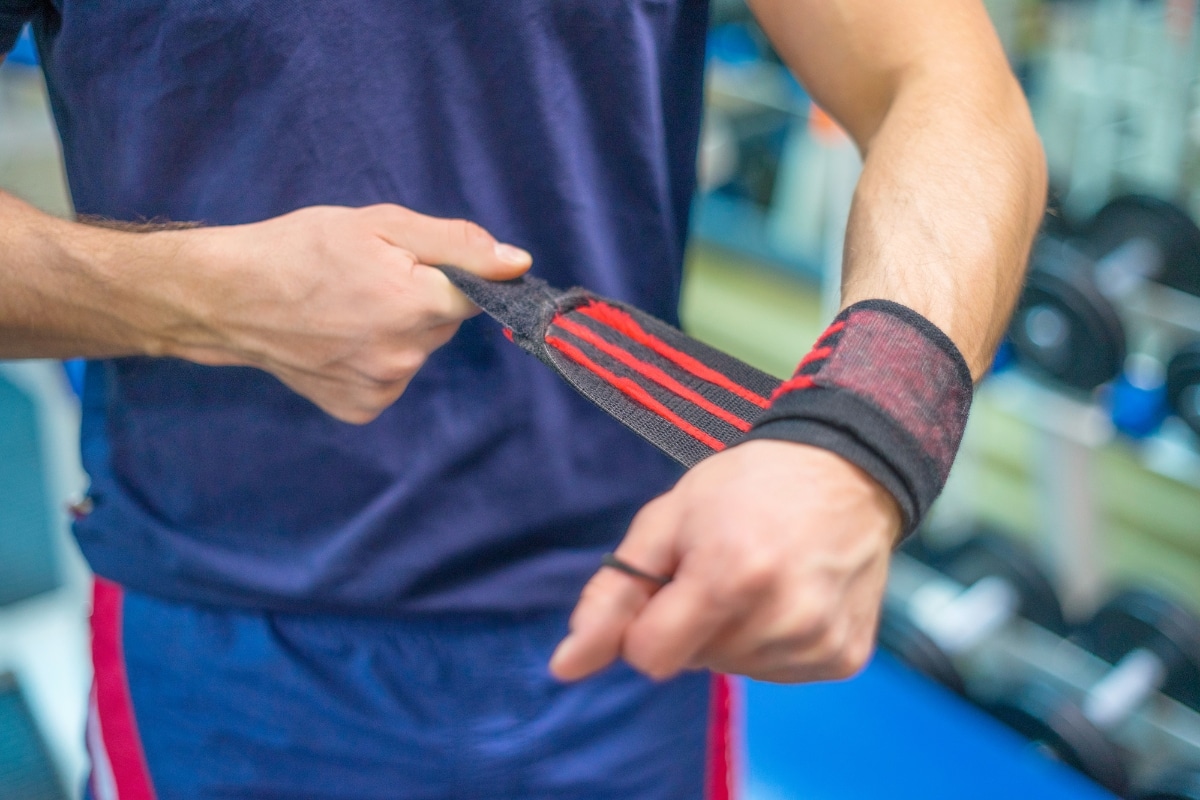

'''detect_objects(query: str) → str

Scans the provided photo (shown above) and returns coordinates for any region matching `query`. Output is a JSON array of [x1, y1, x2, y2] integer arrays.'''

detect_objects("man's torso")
[[18, 0, 710, 613]]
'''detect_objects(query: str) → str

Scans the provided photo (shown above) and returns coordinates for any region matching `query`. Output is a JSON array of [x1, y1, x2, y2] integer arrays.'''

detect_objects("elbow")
[[1003, 76, 1047, 192], [998, 75, 1049, 235]]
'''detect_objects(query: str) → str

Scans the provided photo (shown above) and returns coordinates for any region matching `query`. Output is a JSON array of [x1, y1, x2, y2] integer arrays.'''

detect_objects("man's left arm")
[[550, 0, 1046, 683]]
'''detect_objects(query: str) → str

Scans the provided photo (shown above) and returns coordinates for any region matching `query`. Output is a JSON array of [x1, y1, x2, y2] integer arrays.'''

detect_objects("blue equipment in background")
[[743, 652, 1116, 800], [0, 372, 60, 606], [7, 26, 38, 67]]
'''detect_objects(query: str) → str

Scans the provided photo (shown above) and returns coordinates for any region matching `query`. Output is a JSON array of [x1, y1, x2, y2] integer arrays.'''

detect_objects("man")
[[0, 0, 1045, 797]]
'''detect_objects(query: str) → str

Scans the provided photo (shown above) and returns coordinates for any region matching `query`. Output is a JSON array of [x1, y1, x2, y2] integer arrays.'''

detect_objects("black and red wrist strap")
[[439, 266, 973, 536]]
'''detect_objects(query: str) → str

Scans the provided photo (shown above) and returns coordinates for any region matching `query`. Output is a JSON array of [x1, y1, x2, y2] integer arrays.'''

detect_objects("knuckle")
[[842, 635, 875, 676], [623, 651, 655, 678], [629, 498, 663, 530], [732, 556, 775, 596], [368, 203, 410, 224], [337, 406, 377, 425], [576, 575, 610, 608], [452, 218, 491, 248], [374, 381, 406, 402], [829, 651, 864, 681], [368, 352, 423, 385], [426, 321, 462, 348], [822, 626, 870, 681], [349, 385, 404, 419], [782, 605, 823, 639], [761, 666, 808, 685], [622, 639, 670, 681], [394, 249, 418, 270], [709, 576, 751, 608]]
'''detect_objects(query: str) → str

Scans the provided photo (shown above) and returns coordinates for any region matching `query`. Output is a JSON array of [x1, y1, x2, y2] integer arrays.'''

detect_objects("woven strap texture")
[[439, 267, 972, 532]]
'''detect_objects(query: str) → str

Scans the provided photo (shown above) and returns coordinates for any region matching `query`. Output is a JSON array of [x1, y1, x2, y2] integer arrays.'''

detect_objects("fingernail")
[[494, 243, 531, 265], [549, 636, 578, 678]]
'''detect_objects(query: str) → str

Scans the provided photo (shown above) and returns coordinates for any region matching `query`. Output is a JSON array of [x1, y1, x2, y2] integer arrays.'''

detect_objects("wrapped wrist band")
[[438, 267, 974, 537], [742, 300, 974, 534]]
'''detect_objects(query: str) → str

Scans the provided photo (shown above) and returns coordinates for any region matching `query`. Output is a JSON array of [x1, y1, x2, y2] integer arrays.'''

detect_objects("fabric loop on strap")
[[439, 266, 974, 536], [439, 265, 780, 467]]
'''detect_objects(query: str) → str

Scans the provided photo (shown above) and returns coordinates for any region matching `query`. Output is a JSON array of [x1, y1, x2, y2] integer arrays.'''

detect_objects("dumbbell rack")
[[888, 552, 1200, 788], [950, 368, 1200, 614]]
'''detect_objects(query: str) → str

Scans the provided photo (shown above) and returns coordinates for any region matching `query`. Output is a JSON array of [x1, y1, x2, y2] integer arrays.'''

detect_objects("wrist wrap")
[[438, 267, 973, 536], [742, 300, 974, 534]]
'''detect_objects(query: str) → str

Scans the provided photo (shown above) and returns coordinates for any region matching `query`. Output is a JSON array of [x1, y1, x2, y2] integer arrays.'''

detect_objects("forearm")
[[0, 191, 194, 359], [840, 73, 1046, 378], [749, 0, 1047, 378]]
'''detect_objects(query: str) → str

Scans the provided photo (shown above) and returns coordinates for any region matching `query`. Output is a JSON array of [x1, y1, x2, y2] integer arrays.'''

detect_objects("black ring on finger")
[[600, 552, 672, 587]]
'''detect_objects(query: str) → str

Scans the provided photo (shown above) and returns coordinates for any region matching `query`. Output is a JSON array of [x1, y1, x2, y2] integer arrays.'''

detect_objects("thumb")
[[549, 496, 681, 682], [376, 205, 532, 280]]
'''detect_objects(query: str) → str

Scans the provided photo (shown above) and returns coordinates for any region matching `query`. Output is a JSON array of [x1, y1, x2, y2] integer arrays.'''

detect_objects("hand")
[[126, 205, 531, 423], [549, 440, 900, 684]]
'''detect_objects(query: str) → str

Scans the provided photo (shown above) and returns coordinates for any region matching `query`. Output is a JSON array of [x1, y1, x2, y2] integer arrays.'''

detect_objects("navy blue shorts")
[[85, 580, 731, 800]]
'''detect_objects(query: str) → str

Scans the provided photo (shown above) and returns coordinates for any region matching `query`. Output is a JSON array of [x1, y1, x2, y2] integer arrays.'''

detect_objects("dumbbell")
[[1167, 340, 1200, 437], [988, 589, 1200, 796], [1086, 196, 1200, 299], [880, 532, 1066, 694], [1009, 195, 1200, 393], [1008, 234, 1127, 392]]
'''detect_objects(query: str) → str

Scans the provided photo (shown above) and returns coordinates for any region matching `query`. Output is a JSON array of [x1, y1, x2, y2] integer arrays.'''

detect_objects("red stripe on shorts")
[[707, 673, 736, 800], [90, 578, 157, 800]]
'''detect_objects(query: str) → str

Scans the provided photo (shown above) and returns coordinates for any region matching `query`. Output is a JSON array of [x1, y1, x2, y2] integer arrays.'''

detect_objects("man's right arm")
[[0, 190, 531, 422]]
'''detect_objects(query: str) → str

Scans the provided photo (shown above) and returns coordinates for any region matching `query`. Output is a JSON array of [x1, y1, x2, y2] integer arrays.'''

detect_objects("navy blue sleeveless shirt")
[[2, 0, 709, 613]]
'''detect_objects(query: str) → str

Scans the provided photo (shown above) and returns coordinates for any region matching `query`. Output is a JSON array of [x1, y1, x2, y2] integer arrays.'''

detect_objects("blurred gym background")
[[3, 1, 1200, 798]]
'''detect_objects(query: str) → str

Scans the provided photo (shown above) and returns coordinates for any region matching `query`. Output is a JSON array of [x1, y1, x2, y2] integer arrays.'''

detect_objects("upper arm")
[[745, 0, 1015, 151]]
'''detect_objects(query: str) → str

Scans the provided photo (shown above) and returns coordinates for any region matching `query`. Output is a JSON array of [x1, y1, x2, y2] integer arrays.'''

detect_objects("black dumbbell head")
[[1075, 589, 1200, 712], [1137, 768, 1200, 800], [1087, 195, 1200, 297], [1010, 237, 1126, 392], [987, 682, 1129, 796], [937, 529, 1067, 635], [1167, 341, 1200, 438], [877, 607, 966, 695]]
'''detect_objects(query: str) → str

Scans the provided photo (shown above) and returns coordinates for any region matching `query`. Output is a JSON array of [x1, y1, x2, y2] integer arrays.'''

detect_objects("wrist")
[[745, 412, 916, 534], [55, 218, 223, 360], [743, 299, 974, 537], [736, 439, 903, 544]]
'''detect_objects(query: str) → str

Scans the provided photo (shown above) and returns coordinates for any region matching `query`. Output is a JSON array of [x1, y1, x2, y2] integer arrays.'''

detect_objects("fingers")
[[271, 322, 459, 424], [549, 497, 681, 682], [409, 263, 485, 322], [621, 538, 775, 680], [620, 566, 747, 681], [273, 369, 411, 425], [690, 583, 882, 683], [704, 623, 877, 684], [552, 443, 896, 686], [370, 205, 532, 281]]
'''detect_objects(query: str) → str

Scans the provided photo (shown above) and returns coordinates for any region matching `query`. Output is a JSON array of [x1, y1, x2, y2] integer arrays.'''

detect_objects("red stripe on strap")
[[817, 320, 846, 344], [794, 346, 832, 374], [575, 301, 770, 409], [91, 578, 157, 800], [770, 374, 815, 401], [547, 335, 727, 452], [554, 316, 752, 432], [707, 674, 735, 800]]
